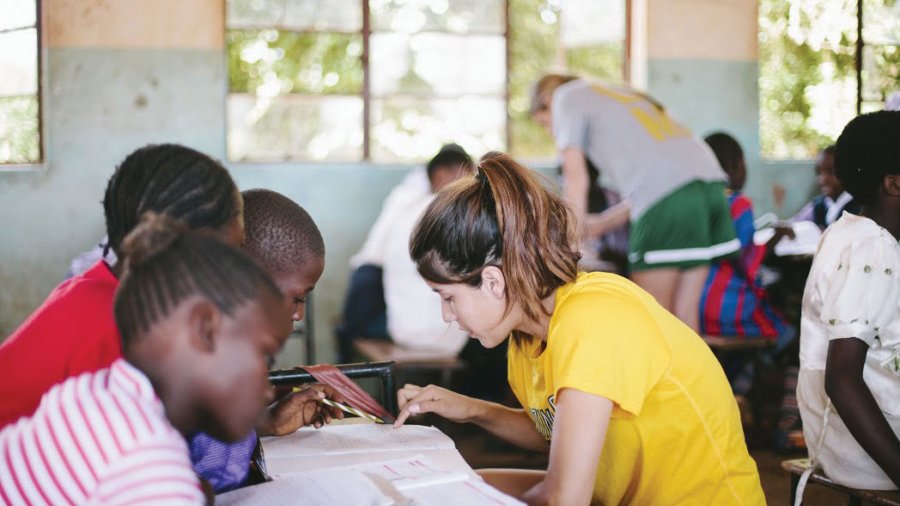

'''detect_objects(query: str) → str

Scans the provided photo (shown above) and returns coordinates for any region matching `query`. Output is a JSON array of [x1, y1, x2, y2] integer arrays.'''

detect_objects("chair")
[[268, 360, 397, 415], [781, 458, 900, 506]]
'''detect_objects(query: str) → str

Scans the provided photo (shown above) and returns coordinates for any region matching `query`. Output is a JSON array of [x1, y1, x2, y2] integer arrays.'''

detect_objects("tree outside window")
[[226, 0, 627, 163], [0, 0, 41, 165], [759, 0, 900, 160]]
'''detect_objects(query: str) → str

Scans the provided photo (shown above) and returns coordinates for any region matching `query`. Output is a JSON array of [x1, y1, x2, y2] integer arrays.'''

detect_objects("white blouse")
[[797, 212, 900, 490]]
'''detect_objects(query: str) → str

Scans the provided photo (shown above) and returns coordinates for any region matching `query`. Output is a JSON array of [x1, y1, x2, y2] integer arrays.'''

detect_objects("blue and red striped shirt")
[[700, 191, 788, 339]]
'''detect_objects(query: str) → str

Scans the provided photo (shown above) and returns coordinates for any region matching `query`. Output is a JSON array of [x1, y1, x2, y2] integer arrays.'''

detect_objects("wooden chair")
[[782, 458, 900, 506]]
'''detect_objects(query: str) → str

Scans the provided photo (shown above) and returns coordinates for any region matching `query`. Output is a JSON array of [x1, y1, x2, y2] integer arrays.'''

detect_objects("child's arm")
[[257, 385, 345, 436], [826, 338, 900, 487]]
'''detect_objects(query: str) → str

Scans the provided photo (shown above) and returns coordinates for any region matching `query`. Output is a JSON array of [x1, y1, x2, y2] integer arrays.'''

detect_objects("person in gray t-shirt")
[[530, 74, 737, 331]]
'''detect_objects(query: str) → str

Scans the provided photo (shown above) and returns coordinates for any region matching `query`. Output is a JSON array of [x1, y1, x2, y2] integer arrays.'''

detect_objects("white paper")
[[348, 455, 471, 491], [753, 221, 822, 257], [403, 479, 526, 506], [262, 424, 456, 459], [215, 468, 393, 506]]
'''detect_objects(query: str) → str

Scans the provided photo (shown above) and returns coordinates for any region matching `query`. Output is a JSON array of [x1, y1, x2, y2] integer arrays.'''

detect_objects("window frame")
[[0, 0, 43, 167], [224, 0, 630, 164]]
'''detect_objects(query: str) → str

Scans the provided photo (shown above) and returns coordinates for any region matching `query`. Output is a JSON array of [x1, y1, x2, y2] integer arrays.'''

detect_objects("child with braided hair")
[[0, 213, 291, 504]]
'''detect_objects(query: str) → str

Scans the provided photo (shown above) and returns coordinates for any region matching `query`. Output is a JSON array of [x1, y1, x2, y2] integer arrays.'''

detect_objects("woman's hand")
[[394, 383, 480, 427]]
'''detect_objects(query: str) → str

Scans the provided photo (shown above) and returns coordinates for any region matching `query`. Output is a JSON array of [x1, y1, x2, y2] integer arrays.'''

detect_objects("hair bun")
[[120, 212, 188, 268]]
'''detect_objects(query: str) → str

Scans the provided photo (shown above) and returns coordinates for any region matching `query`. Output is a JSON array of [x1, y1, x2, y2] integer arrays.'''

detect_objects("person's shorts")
[[629, 180, 739, 271]]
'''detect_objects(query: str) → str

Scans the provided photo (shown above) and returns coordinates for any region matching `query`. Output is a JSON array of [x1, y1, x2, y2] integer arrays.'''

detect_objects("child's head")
[[114, 213, 290, 441], [704, 132, 746, 191], [814, 145, 842, 200], [103, 144, 244, 257], [426, 143, 474, 193], [835, 110, 900, 208], [530, 73, 578, 132], [409, 152, 580, 347], [241, 189, 325, 322]]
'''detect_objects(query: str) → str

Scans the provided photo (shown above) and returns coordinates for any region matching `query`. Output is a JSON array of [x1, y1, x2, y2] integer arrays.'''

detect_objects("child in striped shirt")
[[0, 213, 295, 505]]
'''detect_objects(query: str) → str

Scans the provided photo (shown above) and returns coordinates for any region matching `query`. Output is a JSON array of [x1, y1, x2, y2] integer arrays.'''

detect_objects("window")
[[0, 0, 41, 165], [759, 0, 900, 159], [226, 0, 627, 163]]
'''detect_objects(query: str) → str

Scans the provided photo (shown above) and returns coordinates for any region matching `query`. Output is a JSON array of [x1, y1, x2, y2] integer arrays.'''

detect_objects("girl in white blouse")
[[797, 110, 900, 496]]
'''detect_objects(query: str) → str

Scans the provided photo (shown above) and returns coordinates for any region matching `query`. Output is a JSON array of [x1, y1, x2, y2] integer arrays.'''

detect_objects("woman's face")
[[425, 268, 514, 349]]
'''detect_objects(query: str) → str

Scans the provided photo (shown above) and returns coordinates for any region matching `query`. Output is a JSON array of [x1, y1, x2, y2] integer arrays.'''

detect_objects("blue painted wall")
[[648, 57, 817, 216], [0, 47, 411, 368]]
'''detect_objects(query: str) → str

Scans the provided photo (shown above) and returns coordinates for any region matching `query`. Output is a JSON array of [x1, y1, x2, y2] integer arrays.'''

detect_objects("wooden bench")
[[353, 338, 465, 387], [782, 458, 900, 506], [702, 335, 774, 353]]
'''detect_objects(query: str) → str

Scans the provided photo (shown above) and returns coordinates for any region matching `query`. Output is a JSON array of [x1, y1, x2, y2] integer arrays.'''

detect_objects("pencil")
[[291, 387, 384, 424]]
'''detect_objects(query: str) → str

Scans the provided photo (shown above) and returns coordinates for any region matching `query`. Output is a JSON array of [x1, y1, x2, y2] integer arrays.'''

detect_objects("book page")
[[215, 468, 394, 506], [262, 423, 457, 459], [403, 479, 526, 506], [349, 455, 471, 491]]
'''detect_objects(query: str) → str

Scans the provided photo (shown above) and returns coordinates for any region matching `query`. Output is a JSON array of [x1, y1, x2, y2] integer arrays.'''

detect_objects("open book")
[[217, 455, 523, 506], [217, 423, 524, 505]]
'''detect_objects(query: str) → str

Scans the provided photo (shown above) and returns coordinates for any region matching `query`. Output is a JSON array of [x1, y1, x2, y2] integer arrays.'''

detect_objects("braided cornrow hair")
[[114, 212, 281, 346], [103, 144, 239, 257]]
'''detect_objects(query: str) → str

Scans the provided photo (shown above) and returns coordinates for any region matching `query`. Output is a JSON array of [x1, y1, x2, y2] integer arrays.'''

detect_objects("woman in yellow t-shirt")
[[393, 152, 764, 505]]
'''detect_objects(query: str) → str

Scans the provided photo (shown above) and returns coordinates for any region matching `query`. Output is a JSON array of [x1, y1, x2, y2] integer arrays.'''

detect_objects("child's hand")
[[257, 387, 329, 436]]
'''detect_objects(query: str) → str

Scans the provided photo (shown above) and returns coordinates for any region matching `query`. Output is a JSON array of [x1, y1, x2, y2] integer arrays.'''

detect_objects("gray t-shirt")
[[552, 79, 726, 220]]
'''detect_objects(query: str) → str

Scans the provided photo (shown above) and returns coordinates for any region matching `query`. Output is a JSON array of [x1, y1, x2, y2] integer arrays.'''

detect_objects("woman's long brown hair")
[[409, 152, 580, 341]]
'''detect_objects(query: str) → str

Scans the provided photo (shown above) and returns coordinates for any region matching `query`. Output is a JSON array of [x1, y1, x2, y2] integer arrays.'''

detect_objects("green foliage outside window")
[[508, 0, 625, 159], [759, 0, 900, 159]]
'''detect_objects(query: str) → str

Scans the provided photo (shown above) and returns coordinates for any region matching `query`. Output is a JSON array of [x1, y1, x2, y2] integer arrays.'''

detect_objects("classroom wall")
[[644, 0, 817, 215], [0, 0, 816, 365]]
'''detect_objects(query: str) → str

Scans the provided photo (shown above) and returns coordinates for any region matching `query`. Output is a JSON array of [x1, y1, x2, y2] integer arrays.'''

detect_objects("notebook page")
[[403, 479, 526, 506], [263, 423, 456, 459], [215, 469, 394, 506]]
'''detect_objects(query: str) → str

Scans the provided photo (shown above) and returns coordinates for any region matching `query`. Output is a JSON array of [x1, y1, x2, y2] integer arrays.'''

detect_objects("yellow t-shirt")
[[508, 272, 764, 505]]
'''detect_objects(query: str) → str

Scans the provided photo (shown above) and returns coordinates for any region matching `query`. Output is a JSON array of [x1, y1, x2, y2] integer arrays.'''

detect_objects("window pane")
[[228, 94, 363, 161], [227, 0, 362, 31], [370, 96, 505, 162], [228, 30, 363, 95], [862, 44, 900, 102], [863, 0, 900, 44], [371, 0, 504, 34], [0, 96, 39, 164], [561, 0, 625, 47], [0, 0, 36, 31], [567, 42, 625, 81], [508, 0, 561, 159], [759, 0, 857, 159], [0, 29, 38, 97], [370, 33, 504, 96]]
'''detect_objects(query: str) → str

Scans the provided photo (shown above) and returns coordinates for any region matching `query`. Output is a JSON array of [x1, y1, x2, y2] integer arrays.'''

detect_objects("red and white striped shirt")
[[0, 359, 204, 505]]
